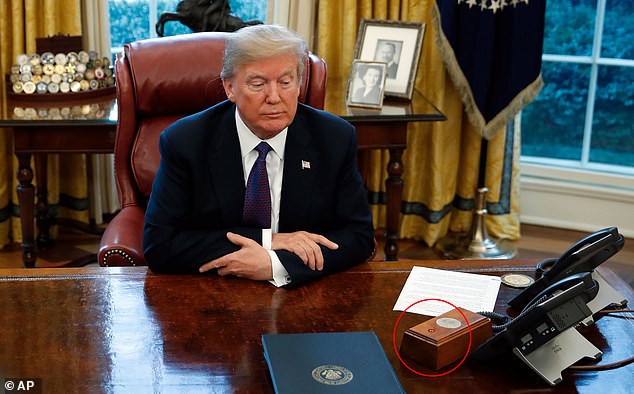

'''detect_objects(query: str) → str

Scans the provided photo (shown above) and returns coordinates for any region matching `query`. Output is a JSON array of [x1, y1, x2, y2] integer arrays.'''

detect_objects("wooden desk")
[[328, 88, 446, 261], [0, 260, 631, 393], [0, 96, 117, 267]]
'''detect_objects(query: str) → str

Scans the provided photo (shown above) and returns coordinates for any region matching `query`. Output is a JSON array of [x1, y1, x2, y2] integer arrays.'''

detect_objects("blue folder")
[[262, 331, 405, 393]]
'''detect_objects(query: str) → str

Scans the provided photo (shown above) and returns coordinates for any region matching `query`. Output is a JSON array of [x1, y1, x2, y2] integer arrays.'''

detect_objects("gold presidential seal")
[[311, 365, 353, 385]]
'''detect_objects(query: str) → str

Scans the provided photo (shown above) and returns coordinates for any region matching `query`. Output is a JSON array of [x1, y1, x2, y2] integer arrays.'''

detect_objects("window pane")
[[543, 0, 595, 56], [521, 62, 590, 160], [109, 0, 150, 48], [590, 65, 634, 166], [158, 0, 194, 36], [602, 0, 634, 59], [229, 0, 267, 22]]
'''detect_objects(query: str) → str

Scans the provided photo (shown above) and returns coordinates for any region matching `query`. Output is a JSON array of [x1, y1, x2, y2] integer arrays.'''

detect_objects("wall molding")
[[519, 163, 634, 238]]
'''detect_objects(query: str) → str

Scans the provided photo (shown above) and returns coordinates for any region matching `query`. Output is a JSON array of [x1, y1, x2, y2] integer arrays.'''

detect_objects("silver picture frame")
[[353, 19, 425, 100]]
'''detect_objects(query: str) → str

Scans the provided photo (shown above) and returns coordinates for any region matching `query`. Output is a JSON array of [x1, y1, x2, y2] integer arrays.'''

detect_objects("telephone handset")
[[508, 227, 624, 309]]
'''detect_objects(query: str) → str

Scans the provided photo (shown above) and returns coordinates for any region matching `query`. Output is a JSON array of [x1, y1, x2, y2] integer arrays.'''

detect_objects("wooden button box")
[[400, 307, 492, 370]]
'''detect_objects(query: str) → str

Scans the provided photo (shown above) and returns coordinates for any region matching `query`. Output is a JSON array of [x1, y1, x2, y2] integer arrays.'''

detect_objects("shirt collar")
[[235, 108, 287, 160]]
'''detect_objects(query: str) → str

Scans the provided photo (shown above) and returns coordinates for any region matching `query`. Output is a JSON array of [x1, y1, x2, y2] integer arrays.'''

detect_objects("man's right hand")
[[272, 231, 338, 271]]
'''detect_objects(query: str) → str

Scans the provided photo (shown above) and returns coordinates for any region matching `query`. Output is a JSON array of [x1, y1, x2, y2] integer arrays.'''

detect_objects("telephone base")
[[513, 327, 602, 386]]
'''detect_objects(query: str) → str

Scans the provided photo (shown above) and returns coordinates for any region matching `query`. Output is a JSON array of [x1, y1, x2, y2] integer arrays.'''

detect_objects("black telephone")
[[470, 228, 626, 385], [508, 227, 624, 309]]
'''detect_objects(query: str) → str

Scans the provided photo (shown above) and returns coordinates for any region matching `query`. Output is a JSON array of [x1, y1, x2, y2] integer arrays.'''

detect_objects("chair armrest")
[[98, 205, 147, 266]]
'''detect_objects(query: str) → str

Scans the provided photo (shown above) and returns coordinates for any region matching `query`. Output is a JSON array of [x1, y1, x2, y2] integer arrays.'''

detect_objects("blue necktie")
[[242, 142, 272, 228]]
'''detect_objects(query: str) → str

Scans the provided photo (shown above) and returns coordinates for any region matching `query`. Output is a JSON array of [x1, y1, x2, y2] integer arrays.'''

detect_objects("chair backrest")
[[114, 31, 327, 209]]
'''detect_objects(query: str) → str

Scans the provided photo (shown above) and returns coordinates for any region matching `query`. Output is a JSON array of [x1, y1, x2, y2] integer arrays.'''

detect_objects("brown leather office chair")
[[98, 32, 327, 266]]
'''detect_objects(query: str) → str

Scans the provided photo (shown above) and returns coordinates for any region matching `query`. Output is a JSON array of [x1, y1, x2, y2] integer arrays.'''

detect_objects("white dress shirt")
[[235, 109, 291, 286]]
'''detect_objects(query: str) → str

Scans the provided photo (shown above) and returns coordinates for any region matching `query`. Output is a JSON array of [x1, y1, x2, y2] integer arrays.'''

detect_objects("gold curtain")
[[0, 0, 88, 248], [317, 0, 520, 247]]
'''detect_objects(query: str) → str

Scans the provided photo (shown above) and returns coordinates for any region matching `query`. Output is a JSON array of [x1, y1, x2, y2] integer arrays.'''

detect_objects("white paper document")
[[393, 266, 501, 316]]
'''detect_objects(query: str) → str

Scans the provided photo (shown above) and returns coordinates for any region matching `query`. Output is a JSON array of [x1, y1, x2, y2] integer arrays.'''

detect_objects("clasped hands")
[[198, 231, 338, 280]]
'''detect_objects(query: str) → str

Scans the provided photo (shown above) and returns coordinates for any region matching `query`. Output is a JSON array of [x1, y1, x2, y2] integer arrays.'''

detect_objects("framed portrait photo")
[[353, 19, 425, 100], [346, 60, 387, 109]]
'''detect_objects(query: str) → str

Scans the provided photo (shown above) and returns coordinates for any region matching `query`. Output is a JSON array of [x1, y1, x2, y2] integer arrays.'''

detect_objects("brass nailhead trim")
[[102, 249, 136, 266]]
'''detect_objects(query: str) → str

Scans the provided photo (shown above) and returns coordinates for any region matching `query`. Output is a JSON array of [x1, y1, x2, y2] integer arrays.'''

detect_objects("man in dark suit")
[[143, 24, 375, 287]]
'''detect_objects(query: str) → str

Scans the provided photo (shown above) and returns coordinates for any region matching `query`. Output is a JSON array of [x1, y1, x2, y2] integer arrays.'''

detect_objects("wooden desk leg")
[[34, 154, 52, 248], [385, 147, 403, 261], [16, 153, 36, 267]]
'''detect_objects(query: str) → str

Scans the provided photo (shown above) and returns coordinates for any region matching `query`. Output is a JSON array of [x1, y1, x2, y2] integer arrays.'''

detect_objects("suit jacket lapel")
[[280, 108, 315, 230], [208, 105, 245, 226]]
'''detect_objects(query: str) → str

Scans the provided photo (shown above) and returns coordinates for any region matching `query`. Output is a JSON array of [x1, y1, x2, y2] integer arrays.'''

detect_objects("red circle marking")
[[392, 298, 473, 377]]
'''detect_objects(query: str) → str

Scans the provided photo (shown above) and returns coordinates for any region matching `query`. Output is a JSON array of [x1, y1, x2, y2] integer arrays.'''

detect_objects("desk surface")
[[0, 260, 631, 393]]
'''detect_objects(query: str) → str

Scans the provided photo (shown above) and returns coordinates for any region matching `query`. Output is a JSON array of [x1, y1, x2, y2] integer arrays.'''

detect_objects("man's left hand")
[[199, 232, 273, 280]]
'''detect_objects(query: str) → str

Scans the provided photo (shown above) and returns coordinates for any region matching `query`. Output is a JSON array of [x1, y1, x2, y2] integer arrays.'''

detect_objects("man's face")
[[222, 54, 300, 139], [377, 43, 395, 63]]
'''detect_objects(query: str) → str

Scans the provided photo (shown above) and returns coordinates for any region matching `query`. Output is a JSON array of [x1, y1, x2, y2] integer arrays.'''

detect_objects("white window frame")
[[519, 0, 634, 238]]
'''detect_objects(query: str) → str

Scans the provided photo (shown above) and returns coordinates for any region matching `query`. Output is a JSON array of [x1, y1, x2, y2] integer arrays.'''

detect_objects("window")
[[108, 0, 268, 55], [521, 0, 634, 175]]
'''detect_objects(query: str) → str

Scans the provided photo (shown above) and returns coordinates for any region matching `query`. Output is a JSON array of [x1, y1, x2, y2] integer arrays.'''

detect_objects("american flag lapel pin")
[[301, 160, 311, 170]]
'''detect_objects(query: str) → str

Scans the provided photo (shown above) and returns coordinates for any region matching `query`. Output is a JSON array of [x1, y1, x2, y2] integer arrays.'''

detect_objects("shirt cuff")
[[262, 228, 272, 250], [267, 250, 291, 287]]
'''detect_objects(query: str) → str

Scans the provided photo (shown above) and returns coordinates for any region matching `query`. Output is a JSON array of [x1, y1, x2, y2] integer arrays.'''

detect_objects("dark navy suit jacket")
[[143, 100, 374, 285]]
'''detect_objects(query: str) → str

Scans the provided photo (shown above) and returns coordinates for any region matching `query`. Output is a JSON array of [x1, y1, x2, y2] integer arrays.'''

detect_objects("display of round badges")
[[501, 274, 535, 288], [9, 49, 115, 97]]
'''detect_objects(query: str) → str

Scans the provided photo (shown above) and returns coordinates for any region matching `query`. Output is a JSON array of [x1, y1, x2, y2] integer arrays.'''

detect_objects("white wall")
[[519, 163, 634, 239]]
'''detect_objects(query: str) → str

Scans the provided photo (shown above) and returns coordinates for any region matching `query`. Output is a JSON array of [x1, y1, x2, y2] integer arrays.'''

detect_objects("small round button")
[[12, 81, 24, 93], [54, 52, 68, 65], [78, 50, 90, 64], [41, 52, 55, 64], [43, 64, 55, 75], [48, 82, 60, 93], [16, 54, 28, 65], [22, 81, 36, 94], [36, 81, 48, 94], [59, 81, 70, 93], [70, 80, 81, 92]]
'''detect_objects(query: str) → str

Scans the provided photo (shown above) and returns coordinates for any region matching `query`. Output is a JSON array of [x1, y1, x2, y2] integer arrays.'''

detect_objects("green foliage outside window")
[[522, 0, 634, 168]]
